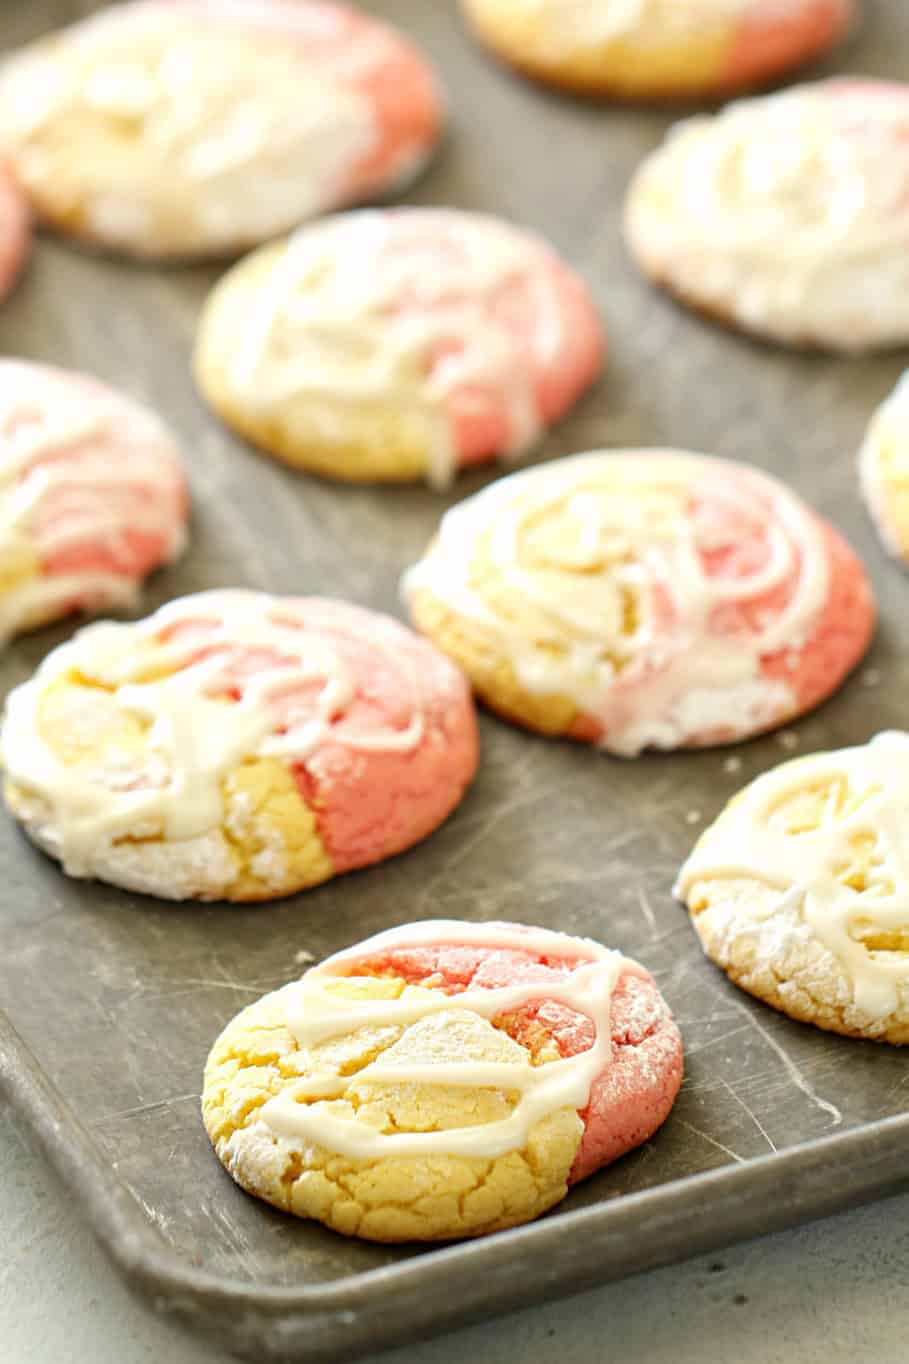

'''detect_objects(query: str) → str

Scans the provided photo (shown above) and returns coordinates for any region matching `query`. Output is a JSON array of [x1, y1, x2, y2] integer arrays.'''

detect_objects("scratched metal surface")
[[1, 0, 909, 1355]]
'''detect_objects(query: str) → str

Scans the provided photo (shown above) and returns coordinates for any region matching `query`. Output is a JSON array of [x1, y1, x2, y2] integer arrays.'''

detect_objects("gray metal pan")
[[1, 1, 908, 1361]]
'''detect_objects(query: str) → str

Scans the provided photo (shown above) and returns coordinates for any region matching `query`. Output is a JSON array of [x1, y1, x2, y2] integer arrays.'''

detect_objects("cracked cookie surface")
[[202, 920, 684, 1241], [0, 591, 478, 901], [677, 732, 909, 1044]]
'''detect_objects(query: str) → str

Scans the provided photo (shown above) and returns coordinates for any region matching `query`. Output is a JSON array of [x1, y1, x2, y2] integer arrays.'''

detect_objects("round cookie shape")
[[202, 919, 684, 1241], [460, 0, 854, 102], [0, 359, 187, 644], [0, 0, 444, 260], [676, 732, 909, 1045], [403, 449, 875, 756], [0, 591, 478, 901], [193, 208, 604, 487], [626, 79, 909, 352], [859, 371, 909, 564], [0, 166, 31, 302]]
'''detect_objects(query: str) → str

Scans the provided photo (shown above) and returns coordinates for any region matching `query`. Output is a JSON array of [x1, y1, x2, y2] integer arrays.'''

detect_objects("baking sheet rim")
[[3, 1007, 908, 1363]]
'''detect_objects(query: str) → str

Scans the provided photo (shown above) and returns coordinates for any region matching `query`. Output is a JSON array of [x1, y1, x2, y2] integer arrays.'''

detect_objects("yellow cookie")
[[676, 732, 909, 1045], [859, 371, 909, 564], [460, 0, 854, 102], [202, 920, 684, 1242]]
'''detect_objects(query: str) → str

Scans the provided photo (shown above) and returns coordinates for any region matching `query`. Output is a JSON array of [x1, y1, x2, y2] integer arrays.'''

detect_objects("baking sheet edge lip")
[[3, 1002, 909, 1320]]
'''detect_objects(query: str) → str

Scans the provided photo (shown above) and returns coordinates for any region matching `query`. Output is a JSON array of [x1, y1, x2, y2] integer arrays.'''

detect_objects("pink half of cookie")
[[724, 0, 855, 90], [367, 210, 604, 471], [0, 165, 31, 304], [342, 925, 683, 1182], [157, 598, 479, 874], [757, 519, 874, 720], [153, 0, 444, 199], [0, 359, 188, 633], [567, 467, 876, 750], [689, 481, 874, 730]]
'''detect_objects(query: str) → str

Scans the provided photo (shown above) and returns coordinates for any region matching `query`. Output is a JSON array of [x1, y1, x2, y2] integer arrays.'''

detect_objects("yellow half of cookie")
[[202, 973, 583, 1242], [194, 241, 436, 483], [461, 0, 735, 97], [4, 667, 333, 901]]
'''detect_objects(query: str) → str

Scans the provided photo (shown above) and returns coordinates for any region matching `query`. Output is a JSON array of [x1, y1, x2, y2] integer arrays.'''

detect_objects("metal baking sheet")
[[2, 1, 909, 1360]]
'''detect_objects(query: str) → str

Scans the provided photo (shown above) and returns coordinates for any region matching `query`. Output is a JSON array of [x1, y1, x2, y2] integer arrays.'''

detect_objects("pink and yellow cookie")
[[627, 79, 909, 351], [0, 592, 478, 901], [0, 360, 187, 644], [194, 208, 604, 487], [460, 0, 854, 102], [202, 919, 684, 1241], [0, 0, 444, 260], [677, 731, 909, 1045], [0, 166, 30, 302], [403, 450, 875, 755], [858, 371, 909, 564]]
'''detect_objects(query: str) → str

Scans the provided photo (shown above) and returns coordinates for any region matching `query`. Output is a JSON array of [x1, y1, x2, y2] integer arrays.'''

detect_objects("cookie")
[[403, 450, 875, 755], [0, 360, 187, 645], [0, 592, 478, 901], [0, 166, 30, 303], [677, 731, 909, 1045], [193, 208, 604, 487], [858, 371, 909, 564], [0, 0, 444, 260], [460, 0, 854, 102], [626, 79, 909, 351], [202, 919, 684, 1241]]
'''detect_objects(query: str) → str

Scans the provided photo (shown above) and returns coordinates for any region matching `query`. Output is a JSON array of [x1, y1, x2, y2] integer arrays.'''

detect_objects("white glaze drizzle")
[[858, 369, 909, 559], [229, 211, 559, 488], [629, 80, 909, 348], [676, 84, 909, 260], [0, 590, 425, 875], [72, 0, 406, 86], [260, 919, 641, 1159], [0, 572, 141, 646], [403, 451, 830, 755], [0, 1, 407, 244], [0, 368, 185, 644], [676, 731, 909, 1019]]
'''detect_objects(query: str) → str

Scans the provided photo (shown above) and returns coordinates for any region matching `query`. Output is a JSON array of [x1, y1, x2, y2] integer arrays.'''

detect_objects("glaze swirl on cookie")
[[203, 920, 683, 1240], [0, 1, 444, 258], [195, 208, 603, 486], [677, 732, 909, 1041], [627, 80, 909, 350], [404, 450, 874, 754], [1, 592, 478, 900], [0, 360, 186, 644]]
